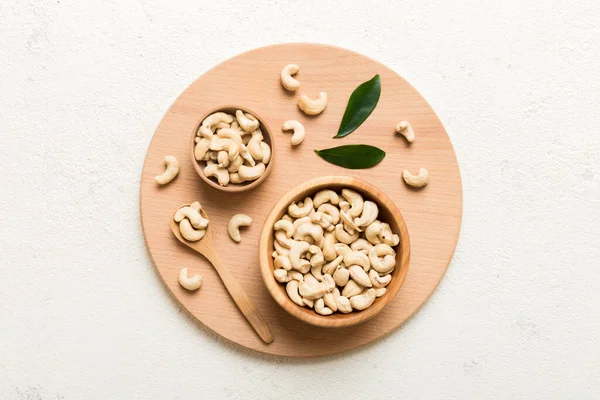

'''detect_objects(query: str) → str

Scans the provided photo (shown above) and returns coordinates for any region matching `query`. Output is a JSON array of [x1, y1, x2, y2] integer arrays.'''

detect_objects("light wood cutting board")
[[139, 43, 462, 357]]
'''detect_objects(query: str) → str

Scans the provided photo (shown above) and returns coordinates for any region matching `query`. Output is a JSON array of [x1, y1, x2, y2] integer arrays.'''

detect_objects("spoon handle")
[[206, 252, 274, 344]]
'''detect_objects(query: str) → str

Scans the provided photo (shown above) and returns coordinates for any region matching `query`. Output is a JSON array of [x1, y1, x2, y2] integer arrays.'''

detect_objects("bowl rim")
[[259, 175, 411, 328], [190, 105, 275, 193]]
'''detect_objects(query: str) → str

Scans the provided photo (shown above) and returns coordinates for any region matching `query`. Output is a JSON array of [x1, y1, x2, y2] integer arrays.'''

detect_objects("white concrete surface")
[[1, 0, 599, 399]]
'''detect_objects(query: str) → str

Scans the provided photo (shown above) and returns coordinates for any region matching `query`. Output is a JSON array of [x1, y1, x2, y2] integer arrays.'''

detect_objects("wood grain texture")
[[139, 43, 463, 357], [259, 176, 410, 328], [171, 207, 273, 343]]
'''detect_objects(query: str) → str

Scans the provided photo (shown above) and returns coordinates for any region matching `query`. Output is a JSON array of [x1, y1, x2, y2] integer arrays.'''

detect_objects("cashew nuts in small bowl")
[[191, 106, 275, 192], [259, 176, 410, 328]]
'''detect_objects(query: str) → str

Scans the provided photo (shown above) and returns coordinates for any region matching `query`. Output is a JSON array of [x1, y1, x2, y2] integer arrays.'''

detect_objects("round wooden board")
[[140, 43, 462, 357]]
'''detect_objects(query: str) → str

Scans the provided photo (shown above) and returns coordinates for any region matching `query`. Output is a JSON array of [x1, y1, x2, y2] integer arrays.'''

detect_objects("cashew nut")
[[334, 224, 359, 244], [289, 241, 311, 273], [375, 287, 387, 298], [275, 230, 296, 249], [280, 63, 300, 92], [274, 255, 292, 271], [282, 120, 305, 146], [217, 151, 230, 168], [334, 243, 351, 256], [226, 155, 244, 173], [340, 210, 362, 233], [298, 280, 328, 300], [313, 189, 340, 207], [210, 138, 239, 161], [178, 268, 203, 291], [288, 197, 313, 218], [348, 265, 372, 287], [303, 273, 319, 286], [286, 281, 304, 307], [395, 120, 415, 143], [314, 298, 333, 315], [323, 291, 338, 312], [350, 288, 376, 311], [365, 221, 383, 245], [379, 223, 400, 246], [344, 251, 370, 272], [274, 268, 291, 283], [239, 143, 256, 167], [293, 223, 323, 242], [335, 296, 353, 313], [228, 214, 252, 243], [274, 240, 290, 256], [341, 279, 364, 298], [369, 244, 396, 274], [229, 173, 244, 184], [332, 265, 350, 287], [236, 110, 259, 132], [311, 212, 333, 230], [354, 201, 379, 228], [155, 155, 180, 185], [322, 255, 343, 275], [341, 189, 364, 218], [199, 112, 234, 139], [369, 269, 392, 288], [297, 92, 327, 115], [216, 128, 243, 147], [274, 219, 294, 237], [292, 216, 311, 230], [194, 138, 212, 161], [322, 233, 337, 261], [350, 238, 373, 254], [248, 130, 264, 160], [179, 219, 206, 242], [238, 163, 266, 181], [204, 164, 230, 186], [402, 168, 429, 188], [317, 203, 340, 224], [303, 298, 314, 308], [260, 142, 271, 164]]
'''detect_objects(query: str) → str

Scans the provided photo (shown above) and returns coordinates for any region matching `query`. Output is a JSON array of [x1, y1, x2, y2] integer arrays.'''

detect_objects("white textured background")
[[1, 0, 599, 399]]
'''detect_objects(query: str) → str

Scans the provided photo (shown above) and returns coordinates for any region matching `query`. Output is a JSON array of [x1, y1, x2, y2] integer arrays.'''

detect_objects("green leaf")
[[314, 145, 386, 169], [334, 74, 381, 138]]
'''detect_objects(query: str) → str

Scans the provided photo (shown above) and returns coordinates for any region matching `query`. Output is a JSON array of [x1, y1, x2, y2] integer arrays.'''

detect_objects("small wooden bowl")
[[190, 106, 275, 193], [259, 176, 411, 328]]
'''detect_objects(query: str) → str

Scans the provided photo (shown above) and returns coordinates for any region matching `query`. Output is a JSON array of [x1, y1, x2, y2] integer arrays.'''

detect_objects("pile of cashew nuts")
[[271, 188, 400, 315], [174, 202, 209, 242], [194, 110, 271, 186]]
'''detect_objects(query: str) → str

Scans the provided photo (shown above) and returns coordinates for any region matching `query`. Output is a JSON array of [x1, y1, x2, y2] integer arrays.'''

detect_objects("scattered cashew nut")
[[178, 268, 203, 291], [395, 120, 415, 143], [155, 156, 180, 185], [297, 92, 328, 115], [228, 214, 252, 243], [403, 168, 429, 188], [280, 64, 300, 92], [282, 120, 305, 146]]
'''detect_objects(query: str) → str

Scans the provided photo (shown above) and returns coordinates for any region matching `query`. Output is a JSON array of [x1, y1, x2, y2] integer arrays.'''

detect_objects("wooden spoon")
[[171, 205, 274, 344]]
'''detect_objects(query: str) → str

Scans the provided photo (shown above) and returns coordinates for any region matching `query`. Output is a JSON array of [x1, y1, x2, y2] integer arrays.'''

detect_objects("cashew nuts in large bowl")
[[259, 176, 410, 328], [191, 106, 275, 192]]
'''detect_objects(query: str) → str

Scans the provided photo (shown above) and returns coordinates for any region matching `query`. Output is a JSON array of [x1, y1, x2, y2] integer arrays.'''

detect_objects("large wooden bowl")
[[190, 105, 275, 193], [259, 176, 410, 328]]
